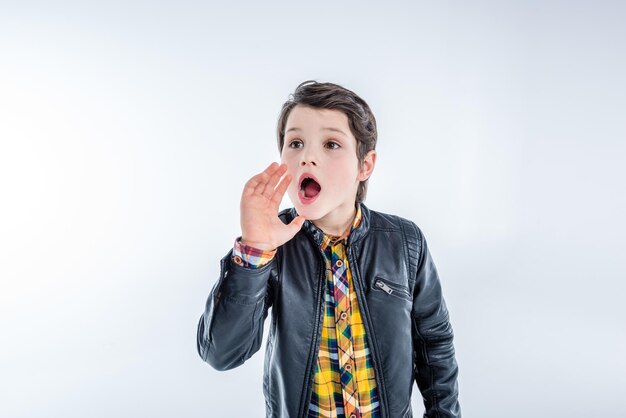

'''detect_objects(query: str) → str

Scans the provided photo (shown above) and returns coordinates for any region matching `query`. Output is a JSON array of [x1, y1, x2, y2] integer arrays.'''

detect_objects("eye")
[[288, 139, 303, 148], [325, 141, 341, 150]]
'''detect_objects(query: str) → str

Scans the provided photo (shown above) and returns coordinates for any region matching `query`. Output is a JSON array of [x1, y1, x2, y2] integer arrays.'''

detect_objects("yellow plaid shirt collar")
[[320, 205, 362, 251]]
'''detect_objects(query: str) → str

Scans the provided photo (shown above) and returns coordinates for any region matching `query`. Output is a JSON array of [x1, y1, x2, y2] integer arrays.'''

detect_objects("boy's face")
[[281, 104, 376, 230]]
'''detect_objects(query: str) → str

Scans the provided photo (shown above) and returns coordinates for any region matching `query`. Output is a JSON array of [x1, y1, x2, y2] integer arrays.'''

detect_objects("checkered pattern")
[[232, 237, 276, 268], [308, 206, 380, 418]]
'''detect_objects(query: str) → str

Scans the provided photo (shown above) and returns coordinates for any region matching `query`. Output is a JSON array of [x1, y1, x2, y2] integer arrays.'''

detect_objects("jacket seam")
[[397, 219, 411, 287], [412, 222, 443, 417], [414, 224, 426, 271], [370, 227, 400, 232], [407, 220, 420, 287], [298, 255, 326, 417]]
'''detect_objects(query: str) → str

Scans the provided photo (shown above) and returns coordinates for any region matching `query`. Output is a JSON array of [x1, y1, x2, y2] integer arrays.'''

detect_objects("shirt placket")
[[330, 242, 361, 418]]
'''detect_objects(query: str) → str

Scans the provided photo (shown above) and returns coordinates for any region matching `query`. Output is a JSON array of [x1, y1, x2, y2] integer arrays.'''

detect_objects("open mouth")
[[299, 175, 322, 200]]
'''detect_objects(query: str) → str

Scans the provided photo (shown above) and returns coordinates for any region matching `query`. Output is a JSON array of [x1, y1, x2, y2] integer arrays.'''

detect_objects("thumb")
[[288, 215, 306, 233], [276, 216, 307, 248]]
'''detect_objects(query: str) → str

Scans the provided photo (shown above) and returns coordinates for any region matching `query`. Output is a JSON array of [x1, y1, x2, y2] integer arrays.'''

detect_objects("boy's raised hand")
[[240, 162, 306, 251]]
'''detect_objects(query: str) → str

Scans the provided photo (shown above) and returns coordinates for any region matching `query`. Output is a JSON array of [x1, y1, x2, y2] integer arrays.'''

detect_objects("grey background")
[[1, 1, 625, 417]]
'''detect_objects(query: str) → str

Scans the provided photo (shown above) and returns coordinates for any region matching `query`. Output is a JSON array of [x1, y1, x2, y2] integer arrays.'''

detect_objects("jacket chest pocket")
[[372, 276, 412, 302]]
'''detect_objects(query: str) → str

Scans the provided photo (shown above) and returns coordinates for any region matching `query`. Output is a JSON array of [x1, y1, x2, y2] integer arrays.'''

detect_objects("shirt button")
[[345, 363, 352, 371], [335, 259, 343, 267], [350, 414, 357, 418], [340, 312, 348, 320], [232, 255, 243, 265]]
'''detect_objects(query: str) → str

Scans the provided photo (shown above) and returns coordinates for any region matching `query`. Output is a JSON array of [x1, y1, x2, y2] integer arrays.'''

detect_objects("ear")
[[357, 150, 377, 181]]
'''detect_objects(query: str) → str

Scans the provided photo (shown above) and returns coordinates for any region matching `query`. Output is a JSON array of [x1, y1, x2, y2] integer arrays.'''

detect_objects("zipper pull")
[[375, 280, 394, 295]]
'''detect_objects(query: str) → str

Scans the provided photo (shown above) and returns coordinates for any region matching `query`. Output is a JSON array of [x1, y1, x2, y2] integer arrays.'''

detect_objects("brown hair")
[[276, 80, 378, 203]]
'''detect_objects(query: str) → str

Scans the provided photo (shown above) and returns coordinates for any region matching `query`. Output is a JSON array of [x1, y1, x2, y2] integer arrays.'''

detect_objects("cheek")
[[328, 158, 358, 178], [280, 156, 297, 184], [280, 153, 292, 169]]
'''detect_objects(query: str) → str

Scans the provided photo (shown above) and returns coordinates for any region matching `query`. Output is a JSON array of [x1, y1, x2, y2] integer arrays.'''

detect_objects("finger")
[[291, 215, 306, 227], [244, 162, 278, 195], [287, 215, 306, 234], [262, 161, 280, 177], [261, 164, 288, 198], [253, 162, 281, 195], [270, 173, 292, 205], [276, 215, 306, 246]]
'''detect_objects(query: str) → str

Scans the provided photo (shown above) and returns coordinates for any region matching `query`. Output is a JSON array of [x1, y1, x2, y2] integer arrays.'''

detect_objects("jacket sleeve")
[[411, 228, 461, 418], [196, 246, 276, 371]]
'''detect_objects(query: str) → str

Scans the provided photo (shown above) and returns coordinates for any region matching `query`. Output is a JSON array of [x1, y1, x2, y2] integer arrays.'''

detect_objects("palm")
[[240, 162, 305, 250]]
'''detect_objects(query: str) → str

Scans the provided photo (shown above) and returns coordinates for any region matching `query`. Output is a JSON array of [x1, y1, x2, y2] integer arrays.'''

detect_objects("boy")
[[197, 81, 461, 418]]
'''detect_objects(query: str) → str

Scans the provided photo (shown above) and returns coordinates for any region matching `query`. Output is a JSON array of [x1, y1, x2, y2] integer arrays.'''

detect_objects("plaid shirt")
[[232, 205, 380, 418]]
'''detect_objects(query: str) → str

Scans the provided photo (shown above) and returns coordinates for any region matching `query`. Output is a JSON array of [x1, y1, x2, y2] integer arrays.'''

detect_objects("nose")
[[300, 148, 318, 166]]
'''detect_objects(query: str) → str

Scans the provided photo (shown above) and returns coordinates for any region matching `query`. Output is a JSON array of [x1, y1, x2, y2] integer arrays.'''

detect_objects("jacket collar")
[[287, 202, 371, 248]]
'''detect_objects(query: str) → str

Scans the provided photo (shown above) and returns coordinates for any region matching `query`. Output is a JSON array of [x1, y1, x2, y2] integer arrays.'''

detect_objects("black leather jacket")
[[197, 203, 461, 417]]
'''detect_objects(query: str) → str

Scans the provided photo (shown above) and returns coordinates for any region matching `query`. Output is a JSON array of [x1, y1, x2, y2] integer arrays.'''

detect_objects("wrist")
[[240, 237, 276, 251]]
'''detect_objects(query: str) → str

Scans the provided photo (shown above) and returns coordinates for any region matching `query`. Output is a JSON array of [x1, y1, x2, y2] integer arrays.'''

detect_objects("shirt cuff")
[[231, 237, 276, 269]]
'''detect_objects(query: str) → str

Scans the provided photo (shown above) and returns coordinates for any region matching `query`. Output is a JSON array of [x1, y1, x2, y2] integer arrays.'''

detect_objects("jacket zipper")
[[375, 279, 394, 295], [347, 245, 390, 418], [374, 278, 412, 300]]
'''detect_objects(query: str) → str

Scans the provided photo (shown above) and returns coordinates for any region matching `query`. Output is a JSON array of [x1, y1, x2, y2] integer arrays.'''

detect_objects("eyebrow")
[[286, 127, 348, 137]]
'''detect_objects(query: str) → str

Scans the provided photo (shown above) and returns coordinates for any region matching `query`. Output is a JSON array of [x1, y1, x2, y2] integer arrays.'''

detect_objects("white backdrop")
[[1, 1, 625, 417]]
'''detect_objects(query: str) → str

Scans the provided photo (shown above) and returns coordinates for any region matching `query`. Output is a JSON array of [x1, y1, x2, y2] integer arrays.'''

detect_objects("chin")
[[291, 200, 326, 221], [294, 205, 321, 220]]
